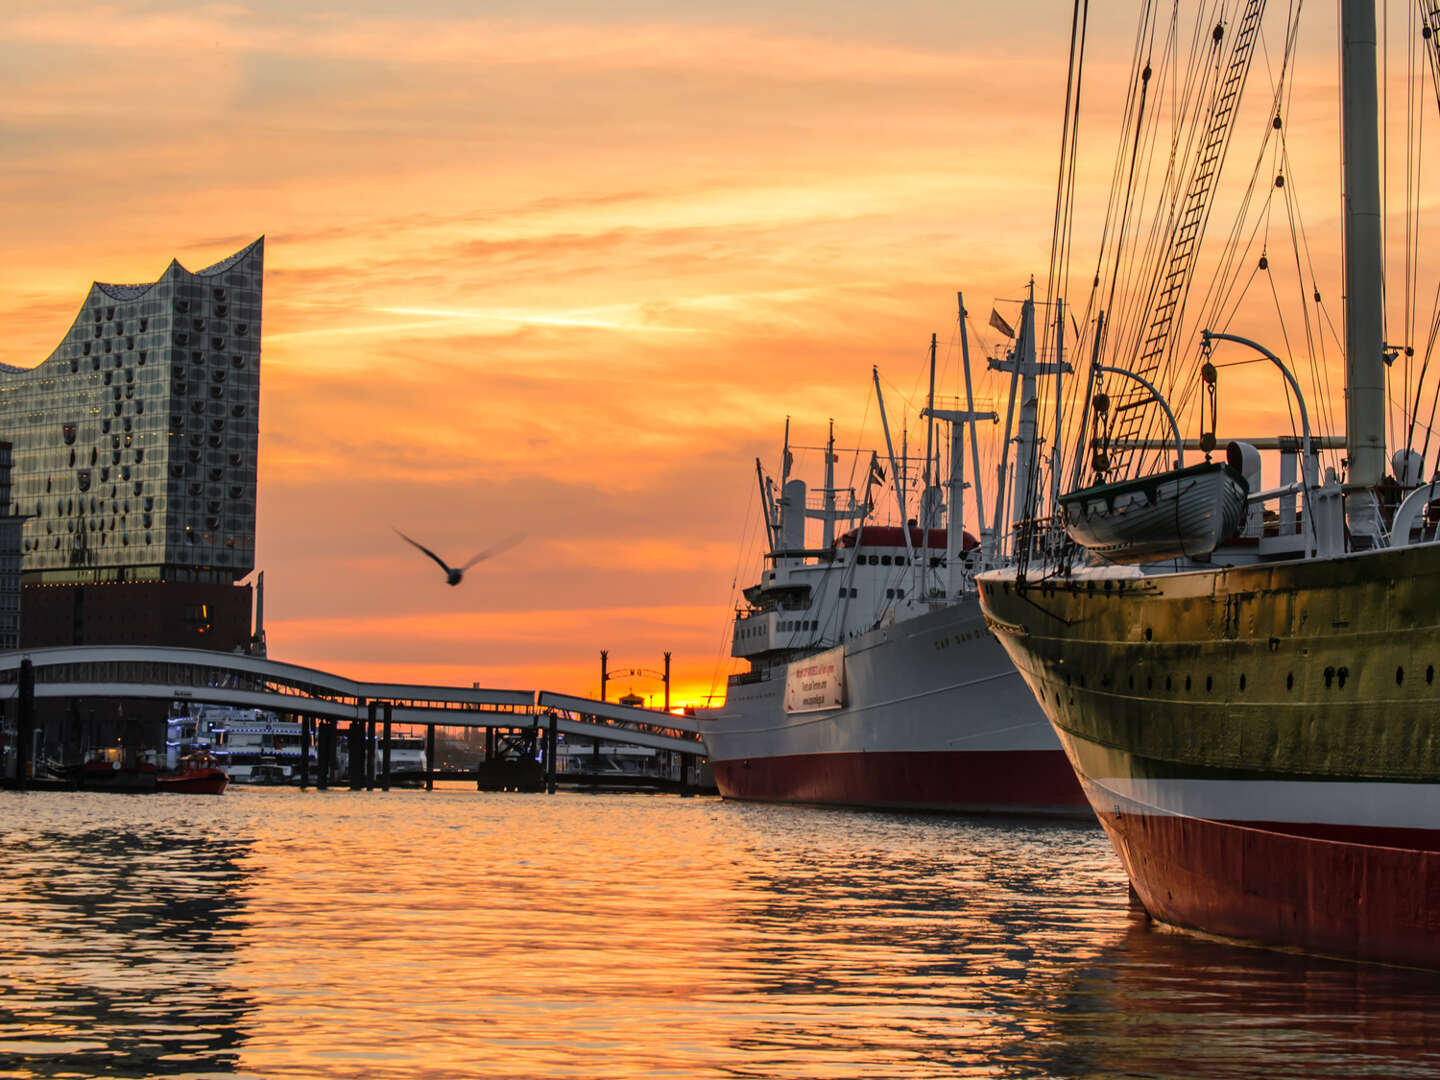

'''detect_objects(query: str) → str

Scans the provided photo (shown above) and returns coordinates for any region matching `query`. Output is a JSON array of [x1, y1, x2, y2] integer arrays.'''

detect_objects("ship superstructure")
[[699, 311, 1088, 814]]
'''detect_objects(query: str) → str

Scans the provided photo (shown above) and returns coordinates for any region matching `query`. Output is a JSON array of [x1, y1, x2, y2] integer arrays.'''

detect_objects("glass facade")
[[0, 239, 262, 585], [0, 442, 20, 649]]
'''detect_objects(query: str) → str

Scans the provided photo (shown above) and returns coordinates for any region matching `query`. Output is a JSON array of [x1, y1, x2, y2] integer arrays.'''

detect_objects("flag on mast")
[[989, 308, 1015, 338]]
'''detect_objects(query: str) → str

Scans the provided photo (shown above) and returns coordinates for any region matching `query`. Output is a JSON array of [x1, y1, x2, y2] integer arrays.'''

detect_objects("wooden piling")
[[317, 720, 331, 790], [347, 719, 364, 790], [425, 724, 435, 791], [591, 735, 601, 791], [681, 752, 694, 797], [366, 701, 377, 790], [299, 716, 312, 789], [545, 711, 558, 794], [15, 659, 34, 790], [381, 705, 393, 792]]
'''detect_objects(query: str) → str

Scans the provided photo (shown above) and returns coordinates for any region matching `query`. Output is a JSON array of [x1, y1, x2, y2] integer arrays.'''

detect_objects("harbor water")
[[1, 788, 1435, 1079]]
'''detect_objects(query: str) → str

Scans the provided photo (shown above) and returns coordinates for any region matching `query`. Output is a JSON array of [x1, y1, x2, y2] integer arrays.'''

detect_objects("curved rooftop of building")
[[0, 239, 267, 377], [94, 237, 264, 302]]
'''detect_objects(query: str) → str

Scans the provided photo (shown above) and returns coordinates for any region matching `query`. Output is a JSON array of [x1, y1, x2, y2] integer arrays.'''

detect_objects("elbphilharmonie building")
[[3, 239, 263, 654], [4, 238, 262, 585]]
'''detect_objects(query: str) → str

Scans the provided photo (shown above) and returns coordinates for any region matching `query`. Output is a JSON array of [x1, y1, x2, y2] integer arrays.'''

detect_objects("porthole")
[[1205, 675, 1212, 692], [1185, 675, 1192, 691], [1144, 627, 1153, 641], [1165, 676, 1172, 691], [1428, 665, 1435, 685], [1324, 667, 1335, 689], [1338, 666, 1349, 689], [1239, 673, 1247, 691], [1397, 666, 1405, 686]]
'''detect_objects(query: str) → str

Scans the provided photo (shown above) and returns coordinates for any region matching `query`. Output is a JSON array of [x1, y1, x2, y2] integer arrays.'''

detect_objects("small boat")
[[1060, 461, 1248, 564], [157, 751, 228, 795]]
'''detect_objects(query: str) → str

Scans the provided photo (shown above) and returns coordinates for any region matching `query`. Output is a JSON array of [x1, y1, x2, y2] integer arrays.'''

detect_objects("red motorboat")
[[157, 751, 228, 795]]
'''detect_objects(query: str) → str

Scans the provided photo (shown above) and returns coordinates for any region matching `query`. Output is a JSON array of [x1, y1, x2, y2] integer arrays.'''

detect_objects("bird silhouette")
[[393, 529, 522, 586]]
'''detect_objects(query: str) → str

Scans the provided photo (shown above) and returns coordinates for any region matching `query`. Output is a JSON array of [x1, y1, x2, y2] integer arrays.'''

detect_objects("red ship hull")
[[711, 748, 1090, 816], [156, 769, 228, 795], [1092, 780, 1440, 969]]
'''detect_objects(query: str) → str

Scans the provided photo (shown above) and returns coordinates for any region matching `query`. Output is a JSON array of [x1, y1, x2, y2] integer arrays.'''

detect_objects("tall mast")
[[822, 419, 837, 550], [1341, 0, 1385, 537], [958, 293, 990, 559], [921, 334, 944, 529], [1007, 284, 1039, 536], [927, 332, 938, 483], [1052, 297, 1064, 519]]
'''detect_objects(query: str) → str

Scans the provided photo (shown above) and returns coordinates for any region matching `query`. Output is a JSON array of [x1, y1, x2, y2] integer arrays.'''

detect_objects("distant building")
[[0, 240, 264, 758], [2, 239, 263, 650], [0, 443, 21, 651]]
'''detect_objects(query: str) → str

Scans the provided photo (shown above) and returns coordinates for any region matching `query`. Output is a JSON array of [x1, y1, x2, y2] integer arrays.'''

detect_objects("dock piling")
[[545, 711, 557, 794], [15, 659, 33, 790], [381, 705, 392, 791], [347, 719, 364, 790], [365, 701, 377, 790], [425, 724, 435, 791], [317, 720, 331, 790], [299, 716, 312, 789]]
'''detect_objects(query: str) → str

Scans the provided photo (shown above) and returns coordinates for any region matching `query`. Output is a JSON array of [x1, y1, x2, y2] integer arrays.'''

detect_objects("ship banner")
[[784, 647, 845, 713]]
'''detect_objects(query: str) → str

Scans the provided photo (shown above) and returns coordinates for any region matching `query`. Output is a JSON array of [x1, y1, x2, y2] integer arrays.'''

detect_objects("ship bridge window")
[[881, 555, 892, 566]]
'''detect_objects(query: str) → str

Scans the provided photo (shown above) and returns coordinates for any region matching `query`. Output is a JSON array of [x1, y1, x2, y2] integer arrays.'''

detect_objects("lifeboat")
[[1060, 461, 1249, 564]]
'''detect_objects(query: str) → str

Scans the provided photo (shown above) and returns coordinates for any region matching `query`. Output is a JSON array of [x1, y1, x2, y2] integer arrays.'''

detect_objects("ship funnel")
[[780, 479, 807, 550], [1392, 449, 1423, 486], [1226, 441, 1263, 537]]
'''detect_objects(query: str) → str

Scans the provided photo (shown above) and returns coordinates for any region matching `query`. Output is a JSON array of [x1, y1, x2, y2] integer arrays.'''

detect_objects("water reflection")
[[0, 789, 1435, 1079], [0, 794, 253, 1077]]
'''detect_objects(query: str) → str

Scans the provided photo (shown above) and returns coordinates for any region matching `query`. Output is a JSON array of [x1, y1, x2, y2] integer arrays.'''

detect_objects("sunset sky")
[[3, 2, 1436, 705]]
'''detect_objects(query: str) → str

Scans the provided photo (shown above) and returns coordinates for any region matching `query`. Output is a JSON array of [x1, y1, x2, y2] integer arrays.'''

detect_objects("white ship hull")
[[697, 598, 1089, 815]]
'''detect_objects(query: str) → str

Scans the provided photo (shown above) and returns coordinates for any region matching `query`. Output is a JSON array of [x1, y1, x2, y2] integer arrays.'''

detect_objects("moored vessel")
[[979, 0, 1440, 965], [699, 304, 1088, 816]]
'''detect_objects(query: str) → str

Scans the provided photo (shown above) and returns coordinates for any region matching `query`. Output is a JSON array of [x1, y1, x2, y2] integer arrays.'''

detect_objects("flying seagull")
[[393, 529, 522, 586]]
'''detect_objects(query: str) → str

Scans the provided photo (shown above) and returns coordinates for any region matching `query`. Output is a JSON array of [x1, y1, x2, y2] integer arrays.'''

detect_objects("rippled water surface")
[[1, 787, 1436, 1079]]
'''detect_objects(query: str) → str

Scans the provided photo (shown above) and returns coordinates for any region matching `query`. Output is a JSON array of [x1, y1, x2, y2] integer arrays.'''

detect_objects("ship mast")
[[1341, 0, 1385, 540]]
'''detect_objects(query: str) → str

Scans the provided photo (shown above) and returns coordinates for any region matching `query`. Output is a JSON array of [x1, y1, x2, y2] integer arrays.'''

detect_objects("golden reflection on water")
[[0, 787, 1436, 1079]]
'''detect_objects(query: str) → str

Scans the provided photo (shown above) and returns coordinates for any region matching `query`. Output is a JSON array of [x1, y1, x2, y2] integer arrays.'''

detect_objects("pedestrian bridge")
[[0, 645, 702, 754]]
